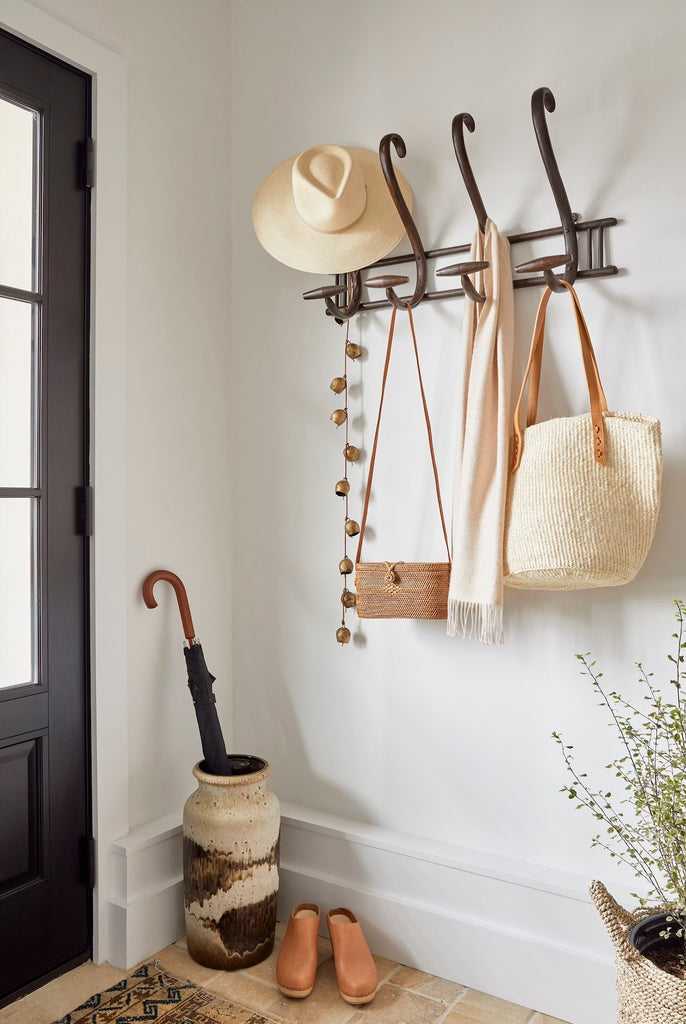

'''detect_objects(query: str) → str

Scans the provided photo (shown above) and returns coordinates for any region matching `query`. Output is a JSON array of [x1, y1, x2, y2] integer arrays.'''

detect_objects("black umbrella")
[[142, 569, 233, 776]]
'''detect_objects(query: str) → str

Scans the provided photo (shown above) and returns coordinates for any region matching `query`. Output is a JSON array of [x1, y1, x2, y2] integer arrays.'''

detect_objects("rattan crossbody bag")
[[355, 303, 451, 620], [504, 280, 662, 590]]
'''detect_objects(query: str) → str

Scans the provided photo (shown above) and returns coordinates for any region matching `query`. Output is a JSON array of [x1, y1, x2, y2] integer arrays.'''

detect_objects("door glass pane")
[[0, 499, 36, 688], [0, 97, 38, 292], [0, 298, 35, 487]]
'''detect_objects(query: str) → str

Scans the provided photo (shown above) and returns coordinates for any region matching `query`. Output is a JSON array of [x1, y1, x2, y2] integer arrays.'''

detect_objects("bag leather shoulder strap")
[[511, 280, 609, 471], [356, 302, 451, 565]]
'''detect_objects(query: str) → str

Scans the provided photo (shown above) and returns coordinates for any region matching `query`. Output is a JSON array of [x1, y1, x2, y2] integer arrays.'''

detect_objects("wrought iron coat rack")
[[303, 87, 618, 320]]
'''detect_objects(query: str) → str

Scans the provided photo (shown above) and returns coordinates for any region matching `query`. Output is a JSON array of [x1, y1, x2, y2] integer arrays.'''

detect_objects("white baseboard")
[[104, 803, 619, 1024], [278, 802, 618, 1024], [107, 810, 185, 969]]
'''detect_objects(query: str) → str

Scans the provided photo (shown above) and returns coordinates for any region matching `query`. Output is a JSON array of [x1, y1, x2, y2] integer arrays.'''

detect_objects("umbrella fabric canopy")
[[142, 569, 232, 776], [183, 641, 230, 776]]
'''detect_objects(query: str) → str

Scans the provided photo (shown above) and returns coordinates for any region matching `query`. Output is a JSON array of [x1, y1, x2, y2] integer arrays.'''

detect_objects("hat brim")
[[252, 146, 414, 275]]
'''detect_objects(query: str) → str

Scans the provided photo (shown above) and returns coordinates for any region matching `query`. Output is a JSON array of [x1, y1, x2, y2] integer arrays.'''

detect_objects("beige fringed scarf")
[[447, 219, 514, 644]]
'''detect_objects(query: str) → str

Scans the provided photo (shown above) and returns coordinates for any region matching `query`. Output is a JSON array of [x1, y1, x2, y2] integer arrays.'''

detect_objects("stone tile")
[[265, 956, 355, 1024], [241, 936, 282, 985], [372, 957, 398, 985], [205, 971, 281, 1012], [24, 961, 128, 1020], [275, 920, 287, 942], [391, 965, 465, 1003], [346, 982, 446, 1024], [175, 933, 188, 950], [317, 935, 333, 963], [152, 943, 221, 987], [443, 988, 533, 1024], [0, 998, 53, 1024]]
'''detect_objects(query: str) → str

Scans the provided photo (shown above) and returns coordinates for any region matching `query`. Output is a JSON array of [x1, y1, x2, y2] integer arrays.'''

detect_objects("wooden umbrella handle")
[[142, 569, 196, 643]]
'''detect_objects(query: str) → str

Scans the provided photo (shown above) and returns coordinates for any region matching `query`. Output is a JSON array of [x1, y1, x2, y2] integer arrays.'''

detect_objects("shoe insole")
[[295, 908, 318, 919], [329, 912, 353, 925]]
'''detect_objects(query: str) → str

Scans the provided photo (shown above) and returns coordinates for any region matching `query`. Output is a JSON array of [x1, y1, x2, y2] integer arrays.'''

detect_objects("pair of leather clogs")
[[276, 903, 378, 1005]]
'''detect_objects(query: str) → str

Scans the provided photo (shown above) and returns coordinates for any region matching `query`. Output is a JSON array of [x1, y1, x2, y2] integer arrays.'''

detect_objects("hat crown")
[[292, 145, 367, 234]]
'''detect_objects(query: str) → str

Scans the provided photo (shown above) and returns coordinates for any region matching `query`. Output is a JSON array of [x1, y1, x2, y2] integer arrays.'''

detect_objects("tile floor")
[[0, 923, 570, 1024]]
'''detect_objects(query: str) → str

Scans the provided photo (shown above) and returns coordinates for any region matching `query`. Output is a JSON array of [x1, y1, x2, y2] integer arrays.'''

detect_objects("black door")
[[0, 29, 91, 1004]]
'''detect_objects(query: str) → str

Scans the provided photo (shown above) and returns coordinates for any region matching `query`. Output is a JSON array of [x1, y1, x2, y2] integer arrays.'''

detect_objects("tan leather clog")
[[275, 903, 320, 998], [326, 907, 378, 1005]]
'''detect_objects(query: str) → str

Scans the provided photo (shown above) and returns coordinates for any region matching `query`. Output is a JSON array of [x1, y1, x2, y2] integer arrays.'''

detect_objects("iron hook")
[[451, 113, 488, 233], [142, 569, 197, 644], [303, 272, 362, 322], [436, 260, 489, 303], [523, 86, 578, 292], [376, 133, 427, 309]]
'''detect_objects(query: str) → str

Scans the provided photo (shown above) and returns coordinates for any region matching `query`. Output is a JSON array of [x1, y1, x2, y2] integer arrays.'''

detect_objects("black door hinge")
[[81, 835, 96, 890], [76, 485, 94, 536], [82, 137, 95, 189]]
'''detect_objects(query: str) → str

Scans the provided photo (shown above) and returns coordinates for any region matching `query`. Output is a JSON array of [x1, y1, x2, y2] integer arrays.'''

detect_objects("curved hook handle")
[[436, 260, 489, 303], [378, 134, 426, 309], [452, 114, 488, 233], [531, 87, 577, 292], [142, 569, 197, 644], [303, 273, 363, 321], [326, 271, 362, 320]]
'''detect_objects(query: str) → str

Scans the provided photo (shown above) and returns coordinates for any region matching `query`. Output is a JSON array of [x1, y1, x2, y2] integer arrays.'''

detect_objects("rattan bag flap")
[[355, 303, 450, 620], [503, 281, 662, 590]]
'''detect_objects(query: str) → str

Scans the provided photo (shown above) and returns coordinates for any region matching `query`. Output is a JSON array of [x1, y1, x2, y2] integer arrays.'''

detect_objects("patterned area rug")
[[50, 961, 284, 1024]]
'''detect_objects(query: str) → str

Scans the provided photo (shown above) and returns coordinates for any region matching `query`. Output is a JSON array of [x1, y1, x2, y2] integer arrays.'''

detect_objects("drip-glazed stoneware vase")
[[182, 757, 280, 970]]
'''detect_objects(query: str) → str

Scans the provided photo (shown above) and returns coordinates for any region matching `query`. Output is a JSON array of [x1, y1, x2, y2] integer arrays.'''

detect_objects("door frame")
[[0, 0, 128, 966]]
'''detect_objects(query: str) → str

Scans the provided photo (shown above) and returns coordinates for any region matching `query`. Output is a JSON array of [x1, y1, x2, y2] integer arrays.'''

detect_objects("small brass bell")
[[344, 519, 360, 537], [336, 625, 351, 644], [345, 342, 362, 360], [335, 478, 350, 497], [341, 589, 356, 609], [339, 556, 353, 575], [344, 444, 359, 462], [330, 409, 347, 426], [330, 376, 346, 394]]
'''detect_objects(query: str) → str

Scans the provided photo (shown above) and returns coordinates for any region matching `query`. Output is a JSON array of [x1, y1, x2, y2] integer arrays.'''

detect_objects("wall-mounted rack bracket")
[[303, 215, 618, 319]]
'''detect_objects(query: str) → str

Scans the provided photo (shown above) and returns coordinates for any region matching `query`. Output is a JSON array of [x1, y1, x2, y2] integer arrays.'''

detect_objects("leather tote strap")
[[511, 280, 608, 471], [356, 303, 451, 564]]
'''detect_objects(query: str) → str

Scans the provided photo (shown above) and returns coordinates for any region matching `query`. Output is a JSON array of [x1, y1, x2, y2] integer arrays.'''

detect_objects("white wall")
[[29, 0, 234, 831], [230, 0, 686, 1018]]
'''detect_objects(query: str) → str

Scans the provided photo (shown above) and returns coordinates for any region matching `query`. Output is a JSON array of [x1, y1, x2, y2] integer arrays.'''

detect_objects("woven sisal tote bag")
[[591, 881, 686, 1024], [503, 282, 662, 590], [355, 303, 451, 620]]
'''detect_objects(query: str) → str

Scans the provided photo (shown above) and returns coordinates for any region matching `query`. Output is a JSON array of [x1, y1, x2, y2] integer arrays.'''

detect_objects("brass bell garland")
[[330, 376, 346, 394], [335, 478, 350, 497], [341, 589, 356, 609], [344, 519, 360, 537], [339, 556, 353, 575], [344, 444, 359, 462], [345, 342, 362, 360], [330, 409, 347, 426], [336, 626, 351, 644]]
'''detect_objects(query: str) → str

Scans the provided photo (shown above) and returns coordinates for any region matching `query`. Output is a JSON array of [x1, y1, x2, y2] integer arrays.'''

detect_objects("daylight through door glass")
[[0, 92, 41, 689]]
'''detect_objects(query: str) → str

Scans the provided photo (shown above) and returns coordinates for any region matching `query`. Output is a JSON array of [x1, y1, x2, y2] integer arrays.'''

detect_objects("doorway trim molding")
[[0, 0, 127, 966]]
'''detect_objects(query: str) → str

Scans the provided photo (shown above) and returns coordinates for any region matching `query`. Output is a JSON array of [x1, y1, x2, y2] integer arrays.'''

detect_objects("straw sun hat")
[[252, 144, 413, 275]]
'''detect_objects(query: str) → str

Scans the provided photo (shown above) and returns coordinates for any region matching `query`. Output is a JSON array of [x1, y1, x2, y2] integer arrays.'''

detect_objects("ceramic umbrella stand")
[[142, 571, 280, 970], [183, 757, 280, 970]]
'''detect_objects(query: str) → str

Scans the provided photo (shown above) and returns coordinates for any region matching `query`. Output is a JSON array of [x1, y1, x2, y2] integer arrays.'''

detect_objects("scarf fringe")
[[447, 598, 504, 646]]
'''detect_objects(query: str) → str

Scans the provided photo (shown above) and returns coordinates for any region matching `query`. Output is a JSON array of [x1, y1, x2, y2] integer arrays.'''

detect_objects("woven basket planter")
[[591, 881, 686, 1023]]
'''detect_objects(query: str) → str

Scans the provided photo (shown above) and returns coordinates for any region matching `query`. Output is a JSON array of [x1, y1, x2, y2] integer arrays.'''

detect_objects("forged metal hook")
[[436, 260, 490, 303], [516, 87, 578, 292], [368, 133, 426, 309], [142, 568, 197, 644], [303, 271, 362, 321], [451, 113, 488, 233]]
